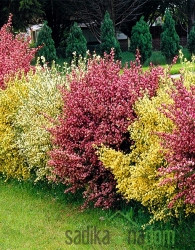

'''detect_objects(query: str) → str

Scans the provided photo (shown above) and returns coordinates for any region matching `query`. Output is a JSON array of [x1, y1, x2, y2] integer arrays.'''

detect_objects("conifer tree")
[[66, 22, 87, 62], [36, 21, 57, 63], [130, 16, 152, 63], [100, 11, 122, 60], [160, 10, 180, 62], [187, 22, 195, 54]]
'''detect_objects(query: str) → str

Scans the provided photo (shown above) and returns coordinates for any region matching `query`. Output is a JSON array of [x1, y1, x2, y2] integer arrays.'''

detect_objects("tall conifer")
[[36, 21, 57, 63], [100, 11, 122, 60]]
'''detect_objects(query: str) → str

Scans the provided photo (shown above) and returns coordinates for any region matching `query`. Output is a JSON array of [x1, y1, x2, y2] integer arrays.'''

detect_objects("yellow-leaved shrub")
[[15, 61, 64, 181], [0, 74, 30, 179], [98, 73, 182, 221], [0, 55, 88, 182]]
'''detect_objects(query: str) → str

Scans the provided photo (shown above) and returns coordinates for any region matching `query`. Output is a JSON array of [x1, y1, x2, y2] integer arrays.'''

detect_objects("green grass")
[[142, 63, 185, 75], [0, 178, 194, 250]]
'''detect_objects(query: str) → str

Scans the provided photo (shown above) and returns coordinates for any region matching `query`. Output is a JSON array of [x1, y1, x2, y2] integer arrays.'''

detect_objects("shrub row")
[[0, 17, 194, 223]]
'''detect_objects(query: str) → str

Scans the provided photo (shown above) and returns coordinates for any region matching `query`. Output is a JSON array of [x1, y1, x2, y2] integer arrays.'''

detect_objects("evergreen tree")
[[100, 11, 122, 60], [36, 21, 57, 63], [187, 22, 195, 54], [160, 10, 180, 62], [130, 16, 152, 63], [66, 22, 87, 62]]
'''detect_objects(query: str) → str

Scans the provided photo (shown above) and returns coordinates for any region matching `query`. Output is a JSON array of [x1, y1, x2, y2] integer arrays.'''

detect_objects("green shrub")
[[36, 22, 57, 63], [66, 22, 87, 62], [160, 10, 180, 62], [187, 23, 195, 54], [100, 11, 122, 60], [177, 48, 191, 64], [121, 51, 135, 67], [144, 51, 167, 66], [130, 16, 152, 62]]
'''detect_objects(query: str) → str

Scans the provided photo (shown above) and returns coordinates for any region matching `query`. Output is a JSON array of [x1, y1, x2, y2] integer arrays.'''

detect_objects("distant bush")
[[130, 16, 152, 63], [182, 47, 191, 61], [121, 51, 135, 67], [144, 51, 167, 66]]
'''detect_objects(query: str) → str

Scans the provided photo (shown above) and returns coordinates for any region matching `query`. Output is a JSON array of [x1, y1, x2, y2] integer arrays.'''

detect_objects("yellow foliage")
[[0, 55, 87, 182], [0, 74, 30, 179], [179, 49, 195, 89], [99, 77, 183, 221], [15, 62, 64, 182]]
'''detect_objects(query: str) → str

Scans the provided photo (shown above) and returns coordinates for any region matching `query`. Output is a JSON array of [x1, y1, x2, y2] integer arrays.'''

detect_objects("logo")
[[109, 208, 175, 246], [65, 226, 110, 245], [109, 207, 140, 229], [128, 229, 175, 246]]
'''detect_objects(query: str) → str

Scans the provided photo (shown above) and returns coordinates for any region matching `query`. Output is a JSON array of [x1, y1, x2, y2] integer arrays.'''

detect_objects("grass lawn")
[[121, 50, 195, 75], [0, 178, 194, 250], [143, 63, 186, 75]]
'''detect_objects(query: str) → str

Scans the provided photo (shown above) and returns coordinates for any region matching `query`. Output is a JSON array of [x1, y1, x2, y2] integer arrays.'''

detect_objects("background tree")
[[160, 10, 180, 62], [187, 0, 195, 32], [0, 0, 193, 50], [0, 0, 44, 31], [100, 11, 122, 59], [36, 21, 57, 63], [130, 16, 152, 63], [66, 22, 87, 62], [72, 0, 149, 41], [42, 0, 73, 47], [187, 22, 195, 53]]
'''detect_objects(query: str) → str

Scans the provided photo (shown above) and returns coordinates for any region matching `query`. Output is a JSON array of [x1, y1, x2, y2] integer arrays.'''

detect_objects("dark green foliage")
[[130, 16, 152, 63], [187, 22, 195, 54], [121, 51, 135, 67], [66, 22, 87, 62], [160, 10, 180, 61], [100, 11, 122, 60], [144, 51, 167, 66], [182, 47, 191, 60], [36, 22, 57, 63]]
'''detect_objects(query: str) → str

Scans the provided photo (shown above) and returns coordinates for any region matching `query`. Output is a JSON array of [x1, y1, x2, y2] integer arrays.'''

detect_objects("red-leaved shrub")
[[159, 81, 195, 207], [49, 50, 165, 209], [0, 14, 37, 89]]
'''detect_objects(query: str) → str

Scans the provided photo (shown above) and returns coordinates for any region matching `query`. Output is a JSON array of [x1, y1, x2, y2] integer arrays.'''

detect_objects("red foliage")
[[0, 14, 37, 89], [159, 82, 195, 207], [49, 50, 165, 209]]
